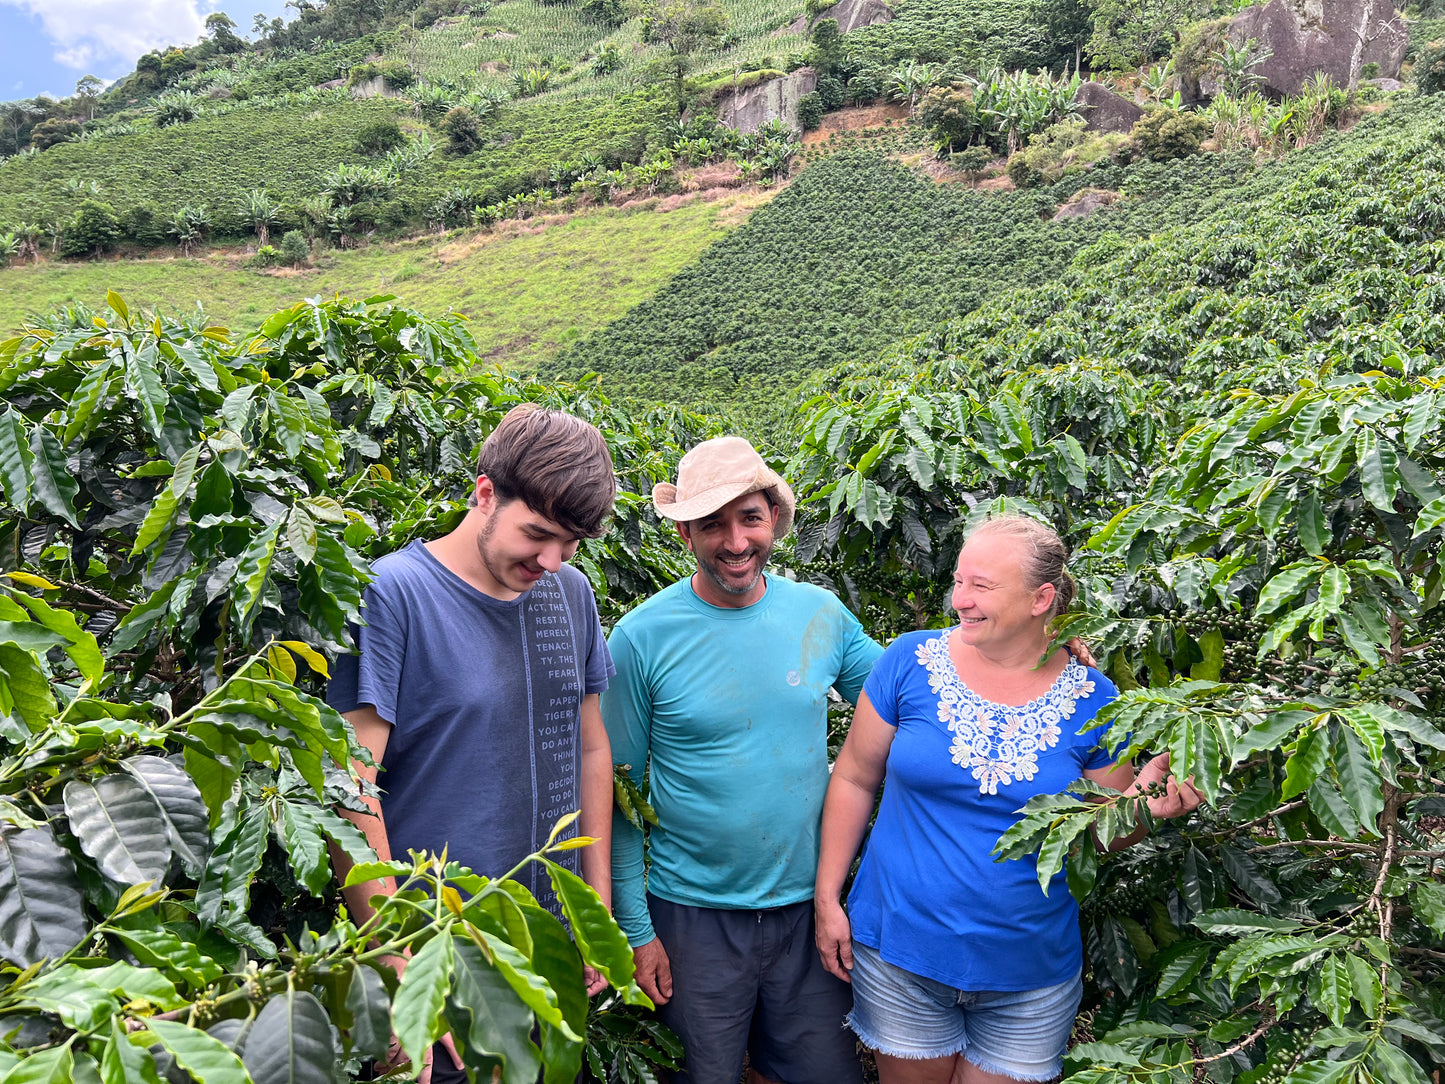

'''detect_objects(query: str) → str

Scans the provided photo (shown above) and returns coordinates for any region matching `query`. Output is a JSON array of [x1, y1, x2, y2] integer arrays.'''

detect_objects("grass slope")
[[0, 195, 748, 368]]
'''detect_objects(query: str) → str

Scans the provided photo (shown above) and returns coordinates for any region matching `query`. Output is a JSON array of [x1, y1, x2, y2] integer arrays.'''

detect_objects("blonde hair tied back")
[[966, 514, 1076, 619]]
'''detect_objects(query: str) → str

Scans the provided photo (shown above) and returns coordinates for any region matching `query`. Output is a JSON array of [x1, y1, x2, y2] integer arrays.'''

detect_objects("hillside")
[[0, 193, 756, 363], [543, 144, 1258, 404]]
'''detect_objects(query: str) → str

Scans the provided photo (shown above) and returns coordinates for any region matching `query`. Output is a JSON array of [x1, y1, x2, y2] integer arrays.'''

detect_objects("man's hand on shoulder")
[[633, 937, 673, 1005]]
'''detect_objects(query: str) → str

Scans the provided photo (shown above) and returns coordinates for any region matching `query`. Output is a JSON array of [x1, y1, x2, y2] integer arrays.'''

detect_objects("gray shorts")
[[649, 893, 862, 1084]]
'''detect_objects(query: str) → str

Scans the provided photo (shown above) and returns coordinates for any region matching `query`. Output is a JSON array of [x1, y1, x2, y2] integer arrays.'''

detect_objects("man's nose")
[[726, 522, 749, 551], [539, 542, 565, 571]]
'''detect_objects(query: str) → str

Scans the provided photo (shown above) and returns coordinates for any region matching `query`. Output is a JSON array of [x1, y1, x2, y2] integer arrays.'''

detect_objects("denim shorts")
[[845, 940, 1082, 1081]]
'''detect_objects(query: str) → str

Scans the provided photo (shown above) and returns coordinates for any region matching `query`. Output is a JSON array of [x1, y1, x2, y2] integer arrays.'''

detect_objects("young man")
[[603, 436, 883, 1084], [327, 405, 617, 1084]]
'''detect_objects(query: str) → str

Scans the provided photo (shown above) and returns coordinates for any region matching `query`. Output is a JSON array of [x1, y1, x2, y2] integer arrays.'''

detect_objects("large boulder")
[[813, 0, 894, 33], [719, 68, 818, 133], [1075, 81, 1144, 134], [1205, 0, 1406, 97]]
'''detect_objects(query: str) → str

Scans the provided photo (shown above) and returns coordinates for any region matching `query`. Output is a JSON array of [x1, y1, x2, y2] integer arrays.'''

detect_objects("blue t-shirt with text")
[[327, 541, 614, 910]]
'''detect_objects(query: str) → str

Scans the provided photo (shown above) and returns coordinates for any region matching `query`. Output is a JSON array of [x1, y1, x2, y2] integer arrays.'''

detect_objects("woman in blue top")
[[814, 515, 1201, 1084]]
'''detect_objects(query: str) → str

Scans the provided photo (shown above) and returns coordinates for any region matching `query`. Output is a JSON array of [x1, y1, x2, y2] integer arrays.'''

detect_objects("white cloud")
[[0, 0, 208, 72]]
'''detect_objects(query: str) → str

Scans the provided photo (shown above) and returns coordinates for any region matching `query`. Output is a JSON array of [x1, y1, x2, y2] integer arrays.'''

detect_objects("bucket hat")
[[652, 436, 795, 539]]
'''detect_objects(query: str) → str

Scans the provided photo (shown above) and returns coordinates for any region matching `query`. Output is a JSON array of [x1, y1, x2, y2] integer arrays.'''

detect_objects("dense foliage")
[[0, 294, 723, 1081], [0, 100, 405, 240], [781, 91, 1445, 1083], [547, 145, 1256, 408]]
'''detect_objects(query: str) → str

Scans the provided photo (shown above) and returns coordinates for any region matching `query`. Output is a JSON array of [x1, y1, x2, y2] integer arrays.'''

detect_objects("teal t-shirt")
[[603, 574, 883, 946]]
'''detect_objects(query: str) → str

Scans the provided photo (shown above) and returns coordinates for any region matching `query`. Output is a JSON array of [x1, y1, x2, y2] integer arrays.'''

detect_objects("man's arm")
[[600, 628, 671, 1005], [329, 705, 396, 926], [579, 693, 612, 908]]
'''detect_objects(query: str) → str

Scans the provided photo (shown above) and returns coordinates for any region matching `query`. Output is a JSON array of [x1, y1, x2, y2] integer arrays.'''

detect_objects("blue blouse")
[[846, 629, 1117, 991]]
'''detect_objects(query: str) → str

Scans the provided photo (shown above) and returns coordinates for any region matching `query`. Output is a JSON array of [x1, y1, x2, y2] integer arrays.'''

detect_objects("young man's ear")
[[473, 475, 497, 513], [676, 521, 694, 552]]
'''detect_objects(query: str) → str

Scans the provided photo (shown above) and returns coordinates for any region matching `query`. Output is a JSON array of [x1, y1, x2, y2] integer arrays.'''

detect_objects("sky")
[[0, 0, 293, 102]]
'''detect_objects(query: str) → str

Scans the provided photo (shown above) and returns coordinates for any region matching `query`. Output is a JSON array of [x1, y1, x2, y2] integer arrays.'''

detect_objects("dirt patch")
[[977, 175, 1015, 192], [677, 161, 745, 191], [801, 102, 910, 144], [257, 266, 322, 277]]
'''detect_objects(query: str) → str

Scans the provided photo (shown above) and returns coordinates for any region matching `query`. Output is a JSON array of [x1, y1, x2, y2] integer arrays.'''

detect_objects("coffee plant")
[[0, 292, 719, 1081]]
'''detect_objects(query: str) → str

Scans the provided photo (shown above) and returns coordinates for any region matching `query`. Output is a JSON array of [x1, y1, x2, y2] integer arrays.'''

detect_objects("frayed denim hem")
[[844, 1012, 964, 1061], [962, 1051, 1062, 1083], [845, 1013, 1061, 1081]]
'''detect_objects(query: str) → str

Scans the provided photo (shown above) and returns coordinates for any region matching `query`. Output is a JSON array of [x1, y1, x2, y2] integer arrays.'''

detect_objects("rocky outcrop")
[[787, 0, 893, 34], [718, 68, 818, 133], [1205, 0, 1406, 97], [1075, 82, 1144, 134], [813, 0, 893, 32], [1052, 189, 1120, 221]]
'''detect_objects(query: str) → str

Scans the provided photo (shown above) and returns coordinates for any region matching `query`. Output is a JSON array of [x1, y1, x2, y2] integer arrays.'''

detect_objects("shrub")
[[799, 92, 825, 131], [582, 0, 627, 25], [1006, 151, 1035, 187], [252, 243, 281, 266], [918, 83, 977, 153], [1418, 43, 1445, 96], [1130, 108, 1210, 161], [355, 116, 405, 156], [30, 118, 81, 150], [60, 199, 120, 257], [119, 203, 169, 247], [280, 228, 310, 265], [817, 74, 846, 111], [1361, 61, 1380, 80], [950, 145, 992, 178], [440, 106, 482, 154]]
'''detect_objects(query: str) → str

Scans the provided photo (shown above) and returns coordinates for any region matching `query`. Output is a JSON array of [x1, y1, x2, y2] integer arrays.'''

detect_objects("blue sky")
[[1, 0, 292, 102]]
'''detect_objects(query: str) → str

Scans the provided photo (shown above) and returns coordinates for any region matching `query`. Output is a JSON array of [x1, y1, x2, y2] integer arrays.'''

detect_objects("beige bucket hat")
[[653, 436, 796, 539]]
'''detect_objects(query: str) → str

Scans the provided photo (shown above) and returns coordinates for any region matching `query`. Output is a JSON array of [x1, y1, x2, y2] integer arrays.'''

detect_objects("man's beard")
[[696, 538, 773, 596]]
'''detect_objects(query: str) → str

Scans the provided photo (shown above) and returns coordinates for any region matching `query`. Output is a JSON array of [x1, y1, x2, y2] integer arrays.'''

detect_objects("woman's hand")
[[1134, 752, 1204, 819], [814, 897, 855, 983]]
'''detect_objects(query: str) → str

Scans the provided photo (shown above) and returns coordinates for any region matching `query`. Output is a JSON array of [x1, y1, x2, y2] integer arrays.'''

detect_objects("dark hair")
[[474, 405, 616, 538], [968, 515, 1076, 618]]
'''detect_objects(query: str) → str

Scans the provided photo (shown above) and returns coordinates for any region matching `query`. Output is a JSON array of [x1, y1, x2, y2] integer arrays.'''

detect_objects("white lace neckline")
[[915, 631, 1096, 795]]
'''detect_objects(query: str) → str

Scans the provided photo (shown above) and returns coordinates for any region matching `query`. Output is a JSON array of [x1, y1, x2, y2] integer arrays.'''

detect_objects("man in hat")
[[603, 436, 883, 1084]]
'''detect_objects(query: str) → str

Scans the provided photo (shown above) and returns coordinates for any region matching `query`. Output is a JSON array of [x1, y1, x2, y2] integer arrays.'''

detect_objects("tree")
[[1086, 0, 1205, 72], [60, 200, 120, 256], [204, 11, 244, 51], [29, 116, 80, 150], [239, 188, 279, 247], [0, 99, 41, 156], [73, 75, 102, 122], [1032, 0, 1093, 73], [809, 17, 845, 75], [641, 0, 730, 99]]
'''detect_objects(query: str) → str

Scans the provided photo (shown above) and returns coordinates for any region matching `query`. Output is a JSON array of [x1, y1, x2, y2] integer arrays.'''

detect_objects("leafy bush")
[[1006, 150, 1035, 187], [949, 144, 992, 177], [919, 83, 978, 154], [60, 199, 121, 257], [799, 92, 825, 130], [120, 203, 170, 247], [440, 106, 482, 154], [1418, 42, 1445, 96], [280, 228, 310, 265], [252, 243, 282, 265], [354, 116, 405, 156], [1131, 107, 1210, 161]]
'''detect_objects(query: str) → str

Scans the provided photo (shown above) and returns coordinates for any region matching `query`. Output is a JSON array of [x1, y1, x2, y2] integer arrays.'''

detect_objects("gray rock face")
[[812, 0, 894, 33], [718, 68, 819, 133], [1075, 81, 1144, 134], [1052, 189, 1120, 221], [1215, 0, 1407, 97]]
